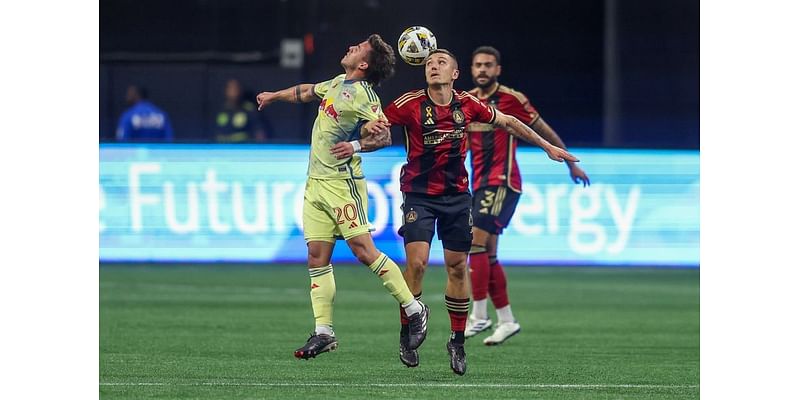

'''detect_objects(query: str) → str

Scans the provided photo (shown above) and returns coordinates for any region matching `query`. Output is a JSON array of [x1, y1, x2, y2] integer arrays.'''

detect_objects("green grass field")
[[100, 264, 699, 399]]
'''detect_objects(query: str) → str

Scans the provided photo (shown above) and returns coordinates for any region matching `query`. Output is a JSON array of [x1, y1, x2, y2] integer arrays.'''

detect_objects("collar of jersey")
[[425, 88, 458, 106]]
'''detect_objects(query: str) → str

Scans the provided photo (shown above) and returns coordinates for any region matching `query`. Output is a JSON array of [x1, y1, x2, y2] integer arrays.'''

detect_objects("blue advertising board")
[[100, 144, 699, 266]]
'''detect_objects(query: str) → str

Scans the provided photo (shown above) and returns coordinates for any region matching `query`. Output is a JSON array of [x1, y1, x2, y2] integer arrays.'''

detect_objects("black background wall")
[[100, 0, 698, 148]]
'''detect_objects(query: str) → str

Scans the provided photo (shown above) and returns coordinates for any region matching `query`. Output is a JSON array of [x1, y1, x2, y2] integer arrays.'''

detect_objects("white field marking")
[[100, 382, 698, 389]]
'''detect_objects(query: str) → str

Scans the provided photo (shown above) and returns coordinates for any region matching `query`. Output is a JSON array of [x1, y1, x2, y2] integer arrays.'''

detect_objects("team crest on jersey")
[[405, 210, 418, 223], [452, 109, 465, 124], [340, 87, 355, 102], [371, 104, 379, 113]]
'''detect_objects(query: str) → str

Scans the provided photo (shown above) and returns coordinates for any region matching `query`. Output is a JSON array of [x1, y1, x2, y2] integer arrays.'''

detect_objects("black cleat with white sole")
[[406, 302, 429, 350], [399, 333, 419, 367], [294, 333, 338, 359], [446, 340, 467, 375]]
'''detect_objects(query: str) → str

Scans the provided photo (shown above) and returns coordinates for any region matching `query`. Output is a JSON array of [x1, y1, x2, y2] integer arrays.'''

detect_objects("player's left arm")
[[529, 118, 590, 186], [493, 110, 579, 163], [330, 88, 393, 159], [330, 119, 391, 159]]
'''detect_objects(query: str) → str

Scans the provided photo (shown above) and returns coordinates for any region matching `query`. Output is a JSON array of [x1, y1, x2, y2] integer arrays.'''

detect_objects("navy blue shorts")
[[471, 186, 521, 235], [398, 192, 472, 252]]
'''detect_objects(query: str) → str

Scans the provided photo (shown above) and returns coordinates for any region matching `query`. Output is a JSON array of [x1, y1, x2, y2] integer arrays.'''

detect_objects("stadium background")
[[100, 1, 700, 398]]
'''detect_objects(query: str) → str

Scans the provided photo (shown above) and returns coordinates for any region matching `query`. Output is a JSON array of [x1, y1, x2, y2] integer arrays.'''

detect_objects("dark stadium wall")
[[100, 0, 698, 148]]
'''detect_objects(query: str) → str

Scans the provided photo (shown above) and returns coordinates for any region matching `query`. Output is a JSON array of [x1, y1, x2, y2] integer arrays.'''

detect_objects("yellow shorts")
[[303, 177, 370, 243]]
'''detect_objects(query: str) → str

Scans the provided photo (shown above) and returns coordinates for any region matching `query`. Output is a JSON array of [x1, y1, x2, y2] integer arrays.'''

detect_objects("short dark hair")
[[472, 46, 501, 65], [129, 84, 149, 99], [427, 48, 458, 69], [365, 34, 396, 86]]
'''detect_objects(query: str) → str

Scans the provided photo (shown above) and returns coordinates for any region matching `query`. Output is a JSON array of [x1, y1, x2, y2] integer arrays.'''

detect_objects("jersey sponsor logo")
[[319, 98, 340, 122], [311, 283, 320, 289], [467, 122, 494, 132], [131, 113, 165, 130], [423, 129, 465, 145]]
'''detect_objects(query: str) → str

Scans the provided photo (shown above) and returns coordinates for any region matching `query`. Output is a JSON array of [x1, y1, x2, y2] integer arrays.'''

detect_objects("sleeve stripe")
[[361, 81, 378, 102]]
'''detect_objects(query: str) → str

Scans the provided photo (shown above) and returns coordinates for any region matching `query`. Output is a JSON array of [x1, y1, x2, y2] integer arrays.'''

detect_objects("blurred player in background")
[[214, 79, 266, 143], [465, 46, 590, 345], [331, 49, 578, 375], [115, 85, 174, 142], [255, 34, 428, 361]]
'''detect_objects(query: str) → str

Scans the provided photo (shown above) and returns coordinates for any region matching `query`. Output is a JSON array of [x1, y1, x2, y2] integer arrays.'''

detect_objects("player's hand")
[[330, 142, 356, 160], [569, 165, 591, 187], [361, 119, 391, 137], [256, 92, 276, 111], [544, 145, 579, 163]]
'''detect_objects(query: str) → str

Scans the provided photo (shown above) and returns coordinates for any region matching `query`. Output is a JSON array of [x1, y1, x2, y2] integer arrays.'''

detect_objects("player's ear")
[[452, 68, 460, 80], [357, 61, 369, 71], [497, 65, 502, 77]]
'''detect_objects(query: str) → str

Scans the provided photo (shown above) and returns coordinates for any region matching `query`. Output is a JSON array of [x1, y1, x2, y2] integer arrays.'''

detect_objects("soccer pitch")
[[100, 264, 699, 399]]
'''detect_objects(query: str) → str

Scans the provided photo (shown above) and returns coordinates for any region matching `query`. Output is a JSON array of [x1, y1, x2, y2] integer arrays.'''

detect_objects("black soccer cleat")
[[406, 302, 429, 350], [446, 340, 467, 375], [294, 333, 338, 360], [399, 334, 419, 367]]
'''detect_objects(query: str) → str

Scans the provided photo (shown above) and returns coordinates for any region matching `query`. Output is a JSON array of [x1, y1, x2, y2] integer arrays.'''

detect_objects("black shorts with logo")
[[398, 192, 473, 252], [471, 186, 522, 235]]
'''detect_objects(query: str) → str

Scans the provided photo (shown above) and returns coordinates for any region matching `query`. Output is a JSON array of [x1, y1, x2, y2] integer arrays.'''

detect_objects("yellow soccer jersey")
[[307, 74, 383, 179]]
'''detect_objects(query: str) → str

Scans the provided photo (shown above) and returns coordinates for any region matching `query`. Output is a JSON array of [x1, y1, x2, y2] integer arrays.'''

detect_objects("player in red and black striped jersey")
[[465, 46, 590, 345], [330, 49, 578, 375]]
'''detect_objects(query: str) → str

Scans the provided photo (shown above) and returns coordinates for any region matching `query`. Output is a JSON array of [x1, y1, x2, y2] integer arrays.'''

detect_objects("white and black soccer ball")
[[397, 26, 437, 66]]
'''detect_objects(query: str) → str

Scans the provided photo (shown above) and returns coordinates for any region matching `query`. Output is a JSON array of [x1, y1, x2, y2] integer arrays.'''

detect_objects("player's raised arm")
[[256, 84, 320, 110], [493, 110, 579, 163]]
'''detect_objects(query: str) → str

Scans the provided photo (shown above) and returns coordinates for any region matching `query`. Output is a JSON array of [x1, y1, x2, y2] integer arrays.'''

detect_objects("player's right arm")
[[493, 110, 579, 163], [256, 84, 320, 110]]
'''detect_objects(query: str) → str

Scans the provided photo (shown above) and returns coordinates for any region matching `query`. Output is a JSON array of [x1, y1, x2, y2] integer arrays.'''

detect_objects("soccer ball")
[[397, 26, 437, 66]]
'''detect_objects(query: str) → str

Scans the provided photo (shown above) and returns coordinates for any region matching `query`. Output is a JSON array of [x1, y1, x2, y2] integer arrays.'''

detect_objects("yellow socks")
[[308, 264, 335, 330], [368, 253, 415, 307]]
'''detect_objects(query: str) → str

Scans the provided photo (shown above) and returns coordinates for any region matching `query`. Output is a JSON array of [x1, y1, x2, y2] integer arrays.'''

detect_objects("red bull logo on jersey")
[[319, 98, 340, 122]]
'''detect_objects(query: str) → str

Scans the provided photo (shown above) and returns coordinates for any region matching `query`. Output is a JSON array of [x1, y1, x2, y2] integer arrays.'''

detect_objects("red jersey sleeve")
[[462, 93, 496, 125], [382, 99, 406, 126], [505, 91, 540, 126]]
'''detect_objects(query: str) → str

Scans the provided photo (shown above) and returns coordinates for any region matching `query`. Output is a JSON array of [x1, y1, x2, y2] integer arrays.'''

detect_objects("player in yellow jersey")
[[255, 34, 429, 361]]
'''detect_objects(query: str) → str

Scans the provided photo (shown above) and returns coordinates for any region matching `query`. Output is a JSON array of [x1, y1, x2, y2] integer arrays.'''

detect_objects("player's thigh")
[[486, 234, 500, 256], [398, 193, 436, 246], [303, 179, 337, 243], [436, 193, 473, 252], [319, 179, 371, 241]]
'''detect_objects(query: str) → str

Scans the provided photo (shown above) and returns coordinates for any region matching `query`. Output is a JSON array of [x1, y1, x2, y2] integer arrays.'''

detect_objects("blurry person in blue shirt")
[[116, 85, 174, 142]]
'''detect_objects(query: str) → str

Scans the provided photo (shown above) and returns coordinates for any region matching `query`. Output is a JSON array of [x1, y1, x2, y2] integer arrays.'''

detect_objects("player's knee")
[[407, 257, 428, 273], [446, 262, 468, 281]]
